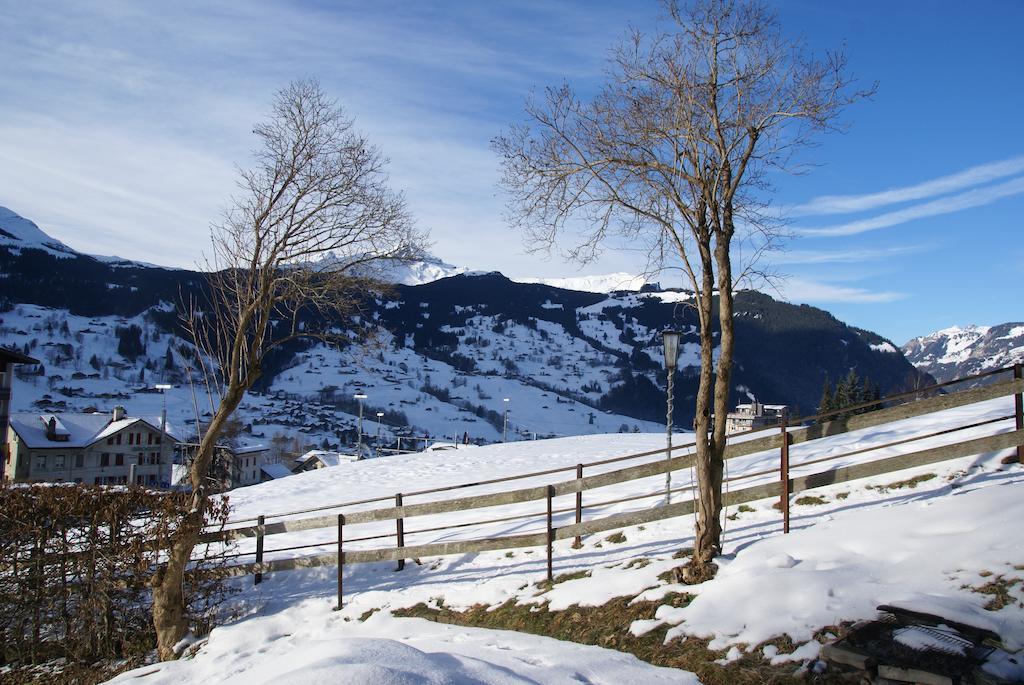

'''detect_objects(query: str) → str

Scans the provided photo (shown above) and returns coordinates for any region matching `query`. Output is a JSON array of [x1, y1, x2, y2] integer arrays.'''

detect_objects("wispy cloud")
[[0, 1, 654, 275], [773, 244, 929, 265], [776, 278, 908, 304], [793, 156, 1024, 216], [798, 176, 1024, 238]]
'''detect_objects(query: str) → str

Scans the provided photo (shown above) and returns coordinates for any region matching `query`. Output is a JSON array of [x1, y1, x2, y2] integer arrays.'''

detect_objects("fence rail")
[[199, 365, 1024, 605]]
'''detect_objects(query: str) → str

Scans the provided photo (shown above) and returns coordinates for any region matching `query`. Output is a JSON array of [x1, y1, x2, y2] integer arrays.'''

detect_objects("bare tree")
[[150, 79, 425, 659], [493, 0, 870, 575]]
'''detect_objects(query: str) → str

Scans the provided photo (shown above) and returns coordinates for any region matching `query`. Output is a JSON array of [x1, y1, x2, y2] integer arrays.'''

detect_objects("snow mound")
[[108, 613, 697, 685]]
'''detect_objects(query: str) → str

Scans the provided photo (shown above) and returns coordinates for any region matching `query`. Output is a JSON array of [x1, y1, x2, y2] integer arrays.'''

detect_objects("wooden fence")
[[198, 365, 1024, 607]]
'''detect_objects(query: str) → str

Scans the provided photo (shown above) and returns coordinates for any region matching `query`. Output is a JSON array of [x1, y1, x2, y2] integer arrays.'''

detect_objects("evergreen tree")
[[116, 325, 146, 361], [818, 376, 833, 416]]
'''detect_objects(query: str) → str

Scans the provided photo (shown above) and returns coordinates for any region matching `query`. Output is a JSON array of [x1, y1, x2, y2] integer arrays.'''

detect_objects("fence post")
[[1015, 364, 1023, 464], [573, 464, 583, 549], [395, 493, 405, 571], [780, 420, 790, 534], [254, 515, 265, 586], [334, 514, 345, 610], [546, 485, 554, 583]]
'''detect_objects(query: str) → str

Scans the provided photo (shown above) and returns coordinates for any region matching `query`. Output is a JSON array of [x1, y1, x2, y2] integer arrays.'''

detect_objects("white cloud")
[[772, 245, 928, 265], [774, 278, 907, 304], [793, 155, 1024, 216], [798, 176, 1024, 238]]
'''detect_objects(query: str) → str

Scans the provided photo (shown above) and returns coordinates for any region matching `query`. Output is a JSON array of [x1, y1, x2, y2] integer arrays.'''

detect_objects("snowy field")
[[105, 393, 1024, 684]]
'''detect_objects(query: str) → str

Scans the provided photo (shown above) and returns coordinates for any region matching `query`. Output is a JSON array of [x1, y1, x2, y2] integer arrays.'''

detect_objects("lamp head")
[[662, 329, 682, 371]]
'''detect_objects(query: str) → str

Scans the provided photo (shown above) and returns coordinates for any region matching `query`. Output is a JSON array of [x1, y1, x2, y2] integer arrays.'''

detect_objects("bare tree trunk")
[[151, 507, 202, 660], [151, 391, 242, 659], [692, 247, 721, 567]]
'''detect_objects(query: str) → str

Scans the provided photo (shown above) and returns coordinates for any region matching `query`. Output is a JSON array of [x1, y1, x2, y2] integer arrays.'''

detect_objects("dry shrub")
[[0, 483, 233, 667]]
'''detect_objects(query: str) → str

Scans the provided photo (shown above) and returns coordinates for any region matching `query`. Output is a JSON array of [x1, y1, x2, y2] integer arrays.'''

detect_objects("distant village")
[[1, 345, 792, 492]]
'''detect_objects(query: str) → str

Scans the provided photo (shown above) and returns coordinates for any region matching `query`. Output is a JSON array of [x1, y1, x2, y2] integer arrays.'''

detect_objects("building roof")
[[260, 463, 292, 480], [0, 346, 39, 365], [233, 442, 268, 455], [9, 412, 179, 449], [296, 449, 360, 467]]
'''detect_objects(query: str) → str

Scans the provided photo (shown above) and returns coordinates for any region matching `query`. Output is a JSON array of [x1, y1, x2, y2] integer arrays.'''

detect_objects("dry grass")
[[795, 496, 828, 506], [604, 532, 627, 544], [0, 659, 141, 685], [623, 558, 651, 570], [395, 594, 858, 684], [869, 473, 937, 491], [970, 575, 1023, 611]]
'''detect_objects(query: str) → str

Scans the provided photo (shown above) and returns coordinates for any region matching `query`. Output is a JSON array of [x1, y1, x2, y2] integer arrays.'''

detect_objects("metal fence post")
[[334, 514, 345, 610], [1015, 364, 1023, 464], [546, 485, 554, 583], [255, 515, 265, 585], [395, 493, 405, 571], [573, 464, 583, 549], [780, 420, 790, 534]]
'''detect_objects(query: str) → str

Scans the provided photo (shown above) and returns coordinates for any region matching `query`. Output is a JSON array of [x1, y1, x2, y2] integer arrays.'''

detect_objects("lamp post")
[[662, 330, 681, 503], [155, 383, 172, 487], [376, 412, 384, 457], [354, 393, 367, 452], [502, 398, 510, 443]]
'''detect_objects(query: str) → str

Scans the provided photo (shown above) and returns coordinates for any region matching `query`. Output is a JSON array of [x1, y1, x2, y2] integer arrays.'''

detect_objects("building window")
[[75, 454, 84, 468], [34, 455, 46, 471], [53, 455, 65, 469], [128, 433, 134, 446], [100, 453, 110, 467], [115, 454, 124, 466], [116, 434, 122, 445], [107, 437, 114, 445]]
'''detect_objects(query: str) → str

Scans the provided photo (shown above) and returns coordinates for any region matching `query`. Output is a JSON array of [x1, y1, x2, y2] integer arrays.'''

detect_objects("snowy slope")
[[514, 272, 651, 293], [0, 303, 664, 461], [903, 323, 1024, 382], [108, 394, 1024, 683], [0, 205, 78, 258]]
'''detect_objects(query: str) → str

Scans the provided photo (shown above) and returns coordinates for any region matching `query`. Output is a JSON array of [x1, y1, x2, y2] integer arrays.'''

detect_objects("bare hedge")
[[0, 484, 232, 666]]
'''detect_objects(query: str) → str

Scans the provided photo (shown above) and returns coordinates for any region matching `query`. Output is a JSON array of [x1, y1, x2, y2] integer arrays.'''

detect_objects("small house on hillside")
[[177, 442, 273, 492], [293, 449, 360, 473], [724, 402, 789, 435], [4, 405, 177, 485]]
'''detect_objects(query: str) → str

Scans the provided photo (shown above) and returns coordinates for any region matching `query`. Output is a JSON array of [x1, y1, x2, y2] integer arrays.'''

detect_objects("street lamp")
[[662, 330, 681, 503], [155, 384, 172, 487], [354, 393, 367, 452], [376, 412, 384, 457], [502, 398, 510, 443]]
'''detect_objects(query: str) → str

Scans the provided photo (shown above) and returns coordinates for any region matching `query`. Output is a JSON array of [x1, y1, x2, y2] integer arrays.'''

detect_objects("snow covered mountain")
[[0, 206, 931, 459], [513, 272, 652, 293], [902, 323, 1024, 383], [0, 206, 79, 258]]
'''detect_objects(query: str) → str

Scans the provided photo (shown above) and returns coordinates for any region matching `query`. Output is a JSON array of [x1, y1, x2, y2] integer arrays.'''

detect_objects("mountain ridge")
[[902, 323, 1024, 383], [0, 206, 933, 451]]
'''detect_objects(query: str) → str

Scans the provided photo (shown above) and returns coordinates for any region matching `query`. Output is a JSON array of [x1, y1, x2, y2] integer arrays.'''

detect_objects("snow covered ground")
[[106, 393, 1024, 683]]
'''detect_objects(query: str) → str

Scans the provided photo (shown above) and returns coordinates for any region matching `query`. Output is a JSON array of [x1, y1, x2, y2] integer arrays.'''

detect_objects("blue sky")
[[0, 1, 1021, 344]]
